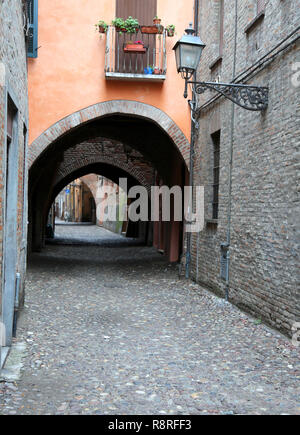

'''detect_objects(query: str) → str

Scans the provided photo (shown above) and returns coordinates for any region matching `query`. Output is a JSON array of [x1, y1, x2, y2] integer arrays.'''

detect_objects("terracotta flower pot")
[[153, 18, 161, 25], [115, 26, 127, 32], [124, 43, 146, 53], [140, 26, 158, 34], [98, 26, 106, 34]]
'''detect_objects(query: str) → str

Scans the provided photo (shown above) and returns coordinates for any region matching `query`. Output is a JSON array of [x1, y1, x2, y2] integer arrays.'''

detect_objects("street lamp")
[[173, 24, 269, 111], [173, 24, 206, 98]]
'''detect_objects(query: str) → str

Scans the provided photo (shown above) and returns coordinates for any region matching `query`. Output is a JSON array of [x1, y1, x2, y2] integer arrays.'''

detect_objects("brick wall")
[[0, 0, 28, 338], [191, 0, 300, 335], [54, 139, 154, 193]]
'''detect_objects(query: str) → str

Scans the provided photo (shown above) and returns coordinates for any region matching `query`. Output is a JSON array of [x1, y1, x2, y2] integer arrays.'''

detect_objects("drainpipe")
[[224, 0, 238, 301], [12, 273, 21, 338], [185, 0, 200, 279]]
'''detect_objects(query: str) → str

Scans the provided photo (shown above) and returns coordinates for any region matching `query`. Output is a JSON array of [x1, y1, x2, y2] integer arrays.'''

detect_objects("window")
[[219, 0, 224, 57], [211, 131, 220, 220], [27, 0, 38, 58], [209, 0, 224, 70]]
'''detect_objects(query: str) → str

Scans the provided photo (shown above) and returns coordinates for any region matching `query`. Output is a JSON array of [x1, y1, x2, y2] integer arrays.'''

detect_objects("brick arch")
[[28, 100, 190, 168], [54, 139, 153, 193]]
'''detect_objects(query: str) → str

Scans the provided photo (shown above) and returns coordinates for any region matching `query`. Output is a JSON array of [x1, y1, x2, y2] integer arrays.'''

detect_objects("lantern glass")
[[173, 26, 206, 75], [179, 43, 203, 72], [174, 43, 181, 72]]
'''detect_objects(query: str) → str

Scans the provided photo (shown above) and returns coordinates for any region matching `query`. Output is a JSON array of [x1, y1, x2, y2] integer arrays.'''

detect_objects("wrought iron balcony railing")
[[105, 26, 167, 81]]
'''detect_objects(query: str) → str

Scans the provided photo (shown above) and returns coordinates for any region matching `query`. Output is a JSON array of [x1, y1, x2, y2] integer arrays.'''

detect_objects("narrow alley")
[[0, 225, 299, 415]]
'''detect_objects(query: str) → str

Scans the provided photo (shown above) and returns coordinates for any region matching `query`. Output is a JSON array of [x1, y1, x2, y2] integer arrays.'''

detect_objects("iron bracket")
[[187, 80, 269, 111]]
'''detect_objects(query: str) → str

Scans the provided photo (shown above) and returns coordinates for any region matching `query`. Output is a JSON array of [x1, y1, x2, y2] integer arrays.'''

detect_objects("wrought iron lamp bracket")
[[187, 80, 269, 111]]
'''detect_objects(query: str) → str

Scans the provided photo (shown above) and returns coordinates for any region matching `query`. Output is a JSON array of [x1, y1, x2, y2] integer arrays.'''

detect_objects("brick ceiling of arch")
[[54, 139, 154, 193]]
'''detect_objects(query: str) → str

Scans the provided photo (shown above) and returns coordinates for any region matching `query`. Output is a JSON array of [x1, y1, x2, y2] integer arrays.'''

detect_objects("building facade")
[[27, 0, 194, 263], [25, 0, 299, 336], [55, 178, 96, 224], [190, 0, 299, 335], [0, 0, 29, 365]]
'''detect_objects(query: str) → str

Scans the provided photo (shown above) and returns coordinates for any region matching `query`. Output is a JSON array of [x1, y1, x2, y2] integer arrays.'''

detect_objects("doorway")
[[2, 97, 19, 347]]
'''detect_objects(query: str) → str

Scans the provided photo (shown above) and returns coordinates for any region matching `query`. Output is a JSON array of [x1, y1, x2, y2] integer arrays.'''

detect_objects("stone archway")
[[28, 100, 190, 168], [28, 101, 189, 262], [54, 139, 153, 193]]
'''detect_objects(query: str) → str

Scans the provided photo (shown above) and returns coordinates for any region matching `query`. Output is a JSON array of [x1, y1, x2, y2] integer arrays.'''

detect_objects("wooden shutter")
[[116, 0, 157, 25], [27, 0, 38, 58], [115, 0, 157, 73]]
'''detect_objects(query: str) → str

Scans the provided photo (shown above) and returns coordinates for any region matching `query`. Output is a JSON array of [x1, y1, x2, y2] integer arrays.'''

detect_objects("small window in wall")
[[211, 131, 220, 220], [27, 0, 38, 58], [209, 1, 224, 71], [219, 0, 224, 57]]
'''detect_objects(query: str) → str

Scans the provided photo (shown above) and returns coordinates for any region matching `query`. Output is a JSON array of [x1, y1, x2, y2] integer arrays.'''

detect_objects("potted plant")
[[95, 20, 108, 34], [153, 16, 161, 25], [124, 40, 146, 53], [154, 66, 162, 75], [124, 16, 140, 34], [166, 24, 175, 37], [141, 25, 158, 34], [144, 65, 154, 74], [112, 17, 126, 32]]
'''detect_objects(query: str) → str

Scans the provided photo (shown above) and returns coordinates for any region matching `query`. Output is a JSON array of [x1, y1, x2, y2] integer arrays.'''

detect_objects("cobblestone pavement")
[[0, 225, 299, 415]]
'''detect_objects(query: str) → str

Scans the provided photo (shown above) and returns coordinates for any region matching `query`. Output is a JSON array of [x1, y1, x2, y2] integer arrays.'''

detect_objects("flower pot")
[[98, 26, 107, 34], [154, 68, 162, 75], [140, 26, 158, 34], [124, 43, 146, 53], [166, 29, 175, 37], [153, 18, 161, 25], [115, 26, 127, 32], [144, 67, 154, 75]]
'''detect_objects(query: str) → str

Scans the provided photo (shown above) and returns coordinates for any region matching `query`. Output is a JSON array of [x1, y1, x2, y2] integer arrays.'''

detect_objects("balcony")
[[105, 26, 167, 81]]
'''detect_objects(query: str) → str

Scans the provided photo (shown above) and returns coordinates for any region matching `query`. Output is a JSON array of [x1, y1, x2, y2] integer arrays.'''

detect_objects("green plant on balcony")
[[124, 16, 140, 34], [166, 24, 175, 37], [95, 20, 108, 33], [112, 17, 126, 32]]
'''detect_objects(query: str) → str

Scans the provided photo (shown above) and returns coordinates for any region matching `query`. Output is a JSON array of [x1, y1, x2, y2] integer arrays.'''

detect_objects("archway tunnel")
[[28, 112, 189, 263]]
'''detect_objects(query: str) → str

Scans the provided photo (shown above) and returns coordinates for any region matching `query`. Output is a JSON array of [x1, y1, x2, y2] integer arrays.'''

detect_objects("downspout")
[[185, 0, 200, 279], [225, 0, 238, 301]]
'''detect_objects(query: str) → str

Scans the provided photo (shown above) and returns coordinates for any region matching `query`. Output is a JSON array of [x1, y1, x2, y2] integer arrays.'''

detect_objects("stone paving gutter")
[[0, 225, 299, 415], [0, 342, 27, 382]]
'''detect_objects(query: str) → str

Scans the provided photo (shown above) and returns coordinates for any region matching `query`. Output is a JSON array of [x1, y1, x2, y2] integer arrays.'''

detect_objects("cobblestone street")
[[0, 225, 299, 415]]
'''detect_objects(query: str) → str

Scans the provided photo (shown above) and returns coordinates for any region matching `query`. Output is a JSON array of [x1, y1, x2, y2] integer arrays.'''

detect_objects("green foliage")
[[124, 16, 140, 34], [166, 24, 175, 31], [95, 20, 108, 32], [112, 17, 126, 30]]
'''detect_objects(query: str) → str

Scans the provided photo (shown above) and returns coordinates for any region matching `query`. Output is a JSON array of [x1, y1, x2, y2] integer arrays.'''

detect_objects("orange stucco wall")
[[28, 0, 194, 144]]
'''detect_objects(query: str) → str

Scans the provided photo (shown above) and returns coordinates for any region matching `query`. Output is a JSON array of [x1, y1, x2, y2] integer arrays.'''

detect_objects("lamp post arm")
[[187, 80, 269, 111]]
